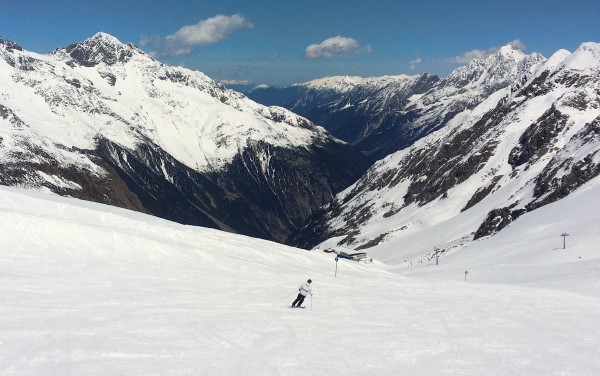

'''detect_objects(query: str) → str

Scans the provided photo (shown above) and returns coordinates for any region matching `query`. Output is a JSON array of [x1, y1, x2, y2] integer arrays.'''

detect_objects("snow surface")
[[561, 42, 600, 72], [375, 175, 600, 298], [1, 186, 600, 375], [303, 74, 416, 92]]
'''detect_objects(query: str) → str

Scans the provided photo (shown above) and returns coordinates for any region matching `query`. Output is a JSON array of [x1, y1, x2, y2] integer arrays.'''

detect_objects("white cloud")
[[138, 35, 154, 47], [304, 36, 371, 59], [409, 57, 422, 70], [452, 39, 528, 63], [143, 14, 254, 56], [507, 39, 527, 51]]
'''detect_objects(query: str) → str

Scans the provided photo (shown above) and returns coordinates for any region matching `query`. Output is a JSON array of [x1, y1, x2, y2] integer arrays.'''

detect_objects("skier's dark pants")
[[292, 294, 305, 307]]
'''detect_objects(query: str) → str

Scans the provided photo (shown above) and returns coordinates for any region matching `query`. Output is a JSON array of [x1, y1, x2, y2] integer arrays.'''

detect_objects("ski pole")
[[311, 294, 313, 309]]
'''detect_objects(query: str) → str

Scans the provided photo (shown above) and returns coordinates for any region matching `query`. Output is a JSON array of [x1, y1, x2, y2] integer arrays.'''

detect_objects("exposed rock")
[[98, 71, 117, 86], [0, 37, 23, 52], [0, 104, 26, 127], [508, 106, 568, 168], [60, 32, 136, 67], [473, 206, 526, 239], [402, 102, 507, 206], [462, 175, 503, 212], [95, 137, 369, 242]]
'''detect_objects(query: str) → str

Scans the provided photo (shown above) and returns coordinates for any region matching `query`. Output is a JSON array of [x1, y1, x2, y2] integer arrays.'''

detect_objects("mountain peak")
[[57, 32, 137, 67], [578, 41, 600, 52], [89, 32, 123, 45], [489, 44, 527, 63], [0, 36, 23, 52], [561, 42, 600, 72], [498, 44, 516, 54], [443, 46, 528, 88]]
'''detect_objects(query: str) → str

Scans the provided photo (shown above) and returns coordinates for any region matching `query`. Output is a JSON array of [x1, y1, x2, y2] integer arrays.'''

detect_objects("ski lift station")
[[322, 247, 370, 262]]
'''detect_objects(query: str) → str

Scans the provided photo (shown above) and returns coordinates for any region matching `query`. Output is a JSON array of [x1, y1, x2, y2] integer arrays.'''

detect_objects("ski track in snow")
[[1, 186, 600, 375]]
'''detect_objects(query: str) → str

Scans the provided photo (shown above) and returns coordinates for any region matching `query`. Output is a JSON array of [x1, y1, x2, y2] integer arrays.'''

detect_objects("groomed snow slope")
[[1, 186, 599, 375]]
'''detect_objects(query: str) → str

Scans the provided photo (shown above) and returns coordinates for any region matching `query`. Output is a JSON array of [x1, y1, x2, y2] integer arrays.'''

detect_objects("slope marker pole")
[[561, 233, 570, 249]]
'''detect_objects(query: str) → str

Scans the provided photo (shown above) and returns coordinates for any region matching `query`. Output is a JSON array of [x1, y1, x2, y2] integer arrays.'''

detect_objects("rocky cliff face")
[[0, 33, 370, 242], [290, 43, 600, 252]]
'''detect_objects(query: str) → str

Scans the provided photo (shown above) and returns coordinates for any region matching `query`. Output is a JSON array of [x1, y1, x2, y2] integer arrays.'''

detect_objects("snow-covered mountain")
[[249, 46, 545, 160], [0, 33, 370, 242], [291, 42, 600, 257]]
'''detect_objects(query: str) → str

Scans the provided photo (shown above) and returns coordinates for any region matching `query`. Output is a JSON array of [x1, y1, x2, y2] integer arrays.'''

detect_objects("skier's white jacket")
[[299, 282, 312, 296]]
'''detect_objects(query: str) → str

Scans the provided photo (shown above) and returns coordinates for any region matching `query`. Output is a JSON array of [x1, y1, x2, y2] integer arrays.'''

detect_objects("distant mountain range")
[[248, 46, 545, 161], [2, 32, 599, 256], [287, 43, 600, 252], [0, 32, 370, 243]]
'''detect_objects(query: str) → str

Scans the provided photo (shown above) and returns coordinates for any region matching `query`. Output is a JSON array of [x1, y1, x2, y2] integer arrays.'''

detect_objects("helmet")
[[307, 279, 312, 283]]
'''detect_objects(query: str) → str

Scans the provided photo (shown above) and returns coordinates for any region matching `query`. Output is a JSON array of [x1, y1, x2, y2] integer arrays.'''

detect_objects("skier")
[[291, 279, 313, 308]]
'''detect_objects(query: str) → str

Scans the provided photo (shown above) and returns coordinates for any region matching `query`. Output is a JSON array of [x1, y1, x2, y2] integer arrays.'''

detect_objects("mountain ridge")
[[0, 32, 370, 242], [289, 42, 600, 255], [247, 45, 547, 160]]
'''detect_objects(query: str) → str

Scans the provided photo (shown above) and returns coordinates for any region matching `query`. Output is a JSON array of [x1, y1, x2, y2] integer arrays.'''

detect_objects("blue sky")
[[1, 0, 598, 86]]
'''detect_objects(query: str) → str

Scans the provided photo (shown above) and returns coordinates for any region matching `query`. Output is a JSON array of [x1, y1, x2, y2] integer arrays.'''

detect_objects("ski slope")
[[1, 186, 599, 375], [369, 176, 600, 300]]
